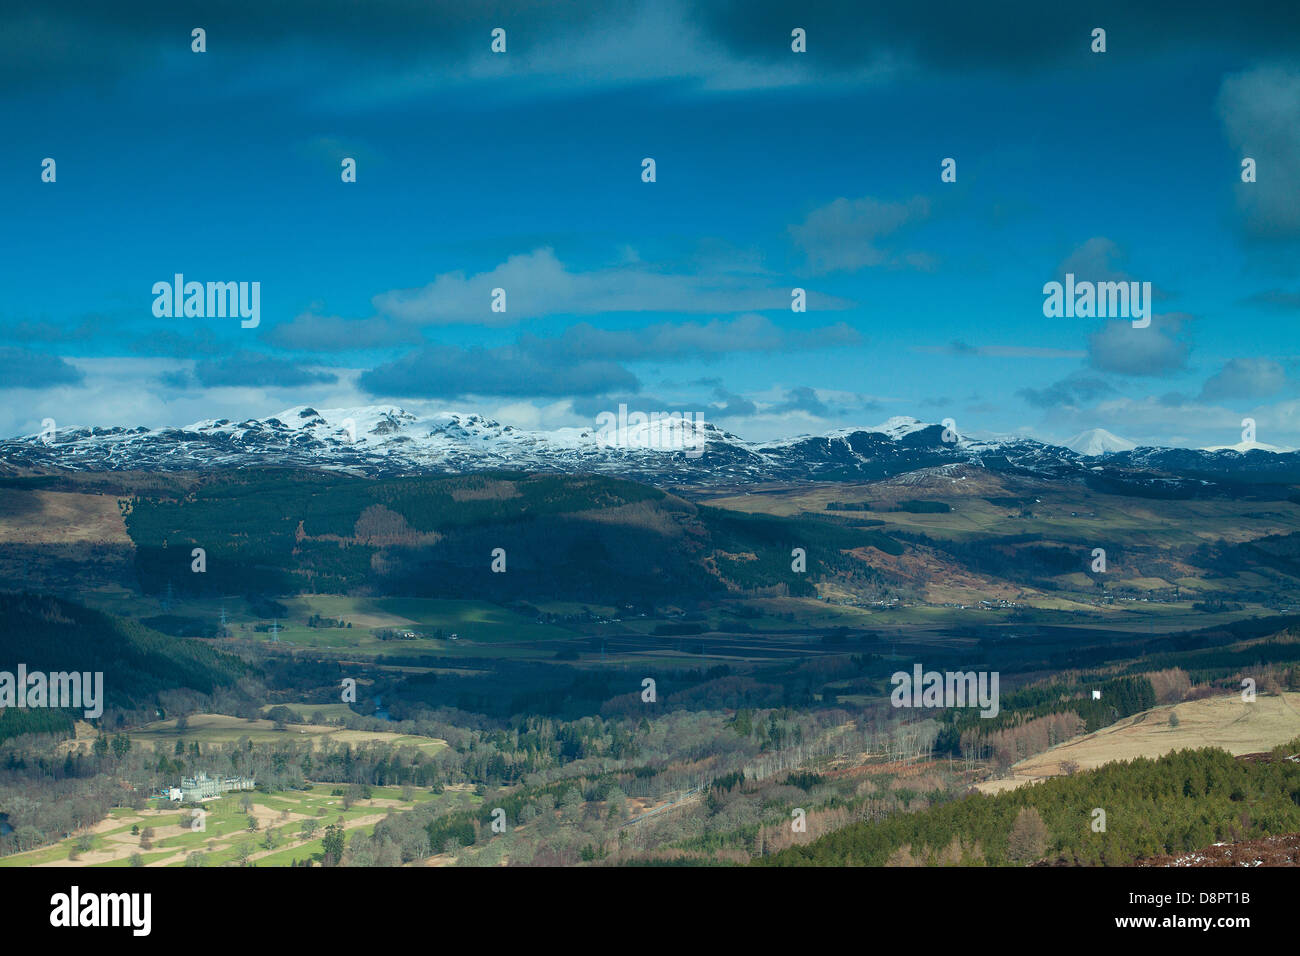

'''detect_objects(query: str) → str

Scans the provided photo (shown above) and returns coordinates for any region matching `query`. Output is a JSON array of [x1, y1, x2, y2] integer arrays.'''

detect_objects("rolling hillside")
[[120, 469, 901, 604], [0, 592, 249, 742]]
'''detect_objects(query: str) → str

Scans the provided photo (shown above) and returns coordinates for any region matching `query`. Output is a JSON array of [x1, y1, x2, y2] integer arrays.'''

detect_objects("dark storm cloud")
[[352, 312, 856, 402], [1017, 375, 1116, 409], [0, 348, 83, 388], [0, 1, 604, 93], [700, 1, 1300, 74], [9, 1, 1300, 96], [130, 327, 226, 358], [768, 386, 831, 417], [706, 387, 758, 417], [164, 352, 338, 389], [2, 314, 111, 344], [264, 314, 424, 352]]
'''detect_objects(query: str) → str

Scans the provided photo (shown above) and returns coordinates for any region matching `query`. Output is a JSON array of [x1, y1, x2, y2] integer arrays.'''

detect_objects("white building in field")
[[175, 771, 255, 802]]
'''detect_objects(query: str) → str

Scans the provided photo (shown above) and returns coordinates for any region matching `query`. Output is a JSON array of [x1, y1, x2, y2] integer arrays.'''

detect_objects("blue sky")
[[4, 1, 1300, 448]]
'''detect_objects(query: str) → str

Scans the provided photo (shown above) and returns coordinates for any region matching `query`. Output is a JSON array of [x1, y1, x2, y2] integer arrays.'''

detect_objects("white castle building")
[[172, 771, 256, 802]]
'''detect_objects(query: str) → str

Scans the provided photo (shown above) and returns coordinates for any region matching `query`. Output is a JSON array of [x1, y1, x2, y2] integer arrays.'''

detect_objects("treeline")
[[962, 711, 1087, 766], [340, 709, 890, 866], [378, 655, 807, 722], [306, 614, 351, 629], [0, 593, 249, 742], [1125, 641, 1300, 683], [934, 675, 1157, 757], [337, 774, 633, 866], [762, 739, 1300, 866], [891, 500, 950, 514], [0, 709, 74, 745]]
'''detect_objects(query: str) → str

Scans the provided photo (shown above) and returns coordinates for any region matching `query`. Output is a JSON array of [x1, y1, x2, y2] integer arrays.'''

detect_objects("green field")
[[0, 783, 460, 868]]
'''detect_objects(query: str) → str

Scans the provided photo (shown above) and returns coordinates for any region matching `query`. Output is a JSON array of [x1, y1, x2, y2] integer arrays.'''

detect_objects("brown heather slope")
[[0, 488, 130, 544], [977, 692, 1300, 795], [1137, 832, 1300, 867]]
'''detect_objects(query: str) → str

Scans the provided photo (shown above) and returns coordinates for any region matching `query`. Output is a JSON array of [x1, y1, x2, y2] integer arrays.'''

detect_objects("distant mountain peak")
[[866, 416, 932, 440], [1064, 428, 1138, 456]]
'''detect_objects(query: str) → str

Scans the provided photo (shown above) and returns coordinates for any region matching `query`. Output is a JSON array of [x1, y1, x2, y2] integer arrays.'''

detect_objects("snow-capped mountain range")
[[2, 405, 1298, 488]]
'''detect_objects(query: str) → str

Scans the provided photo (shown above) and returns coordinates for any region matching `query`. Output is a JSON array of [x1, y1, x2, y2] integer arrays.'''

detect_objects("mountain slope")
[[0, 592, 249, 741], [120, 469, 901, 603]]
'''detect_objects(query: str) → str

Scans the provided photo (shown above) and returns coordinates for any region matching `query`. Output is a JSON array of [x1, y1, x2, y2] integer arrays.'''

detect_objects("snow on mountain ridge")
[[866, 416, 932, 440], [1201, 439, 1296, 453], [11, 406, 1292, 459], [1064, 428, 1138, 456], [4, 406, 1297, 488], [183, 406, 948, 453]]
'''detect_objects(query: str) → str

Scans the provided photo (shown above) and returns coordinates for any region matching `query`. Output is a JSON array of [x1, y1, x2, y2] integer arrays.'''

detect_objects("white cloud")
[[1087, 313, 1190, 377], [371, 247, 853, 325], [1200, 357, 1291, 401]]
